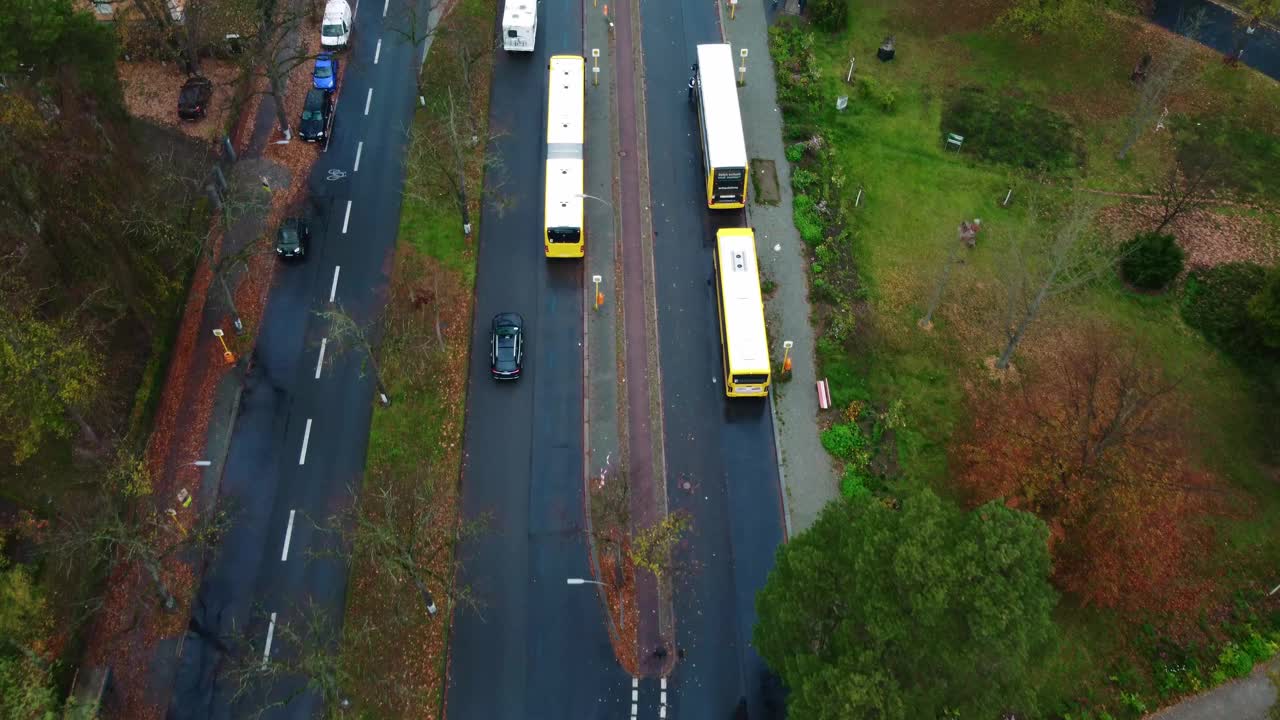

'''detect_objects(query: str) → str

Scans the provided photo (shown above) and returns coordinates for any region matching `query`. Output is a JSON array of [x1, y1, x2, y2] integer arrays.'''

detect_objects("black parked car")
[[275, 218, 311, 259], [299, 88, 332, 142], [489, 313, 524, 380], [177, 75, 213, 120]]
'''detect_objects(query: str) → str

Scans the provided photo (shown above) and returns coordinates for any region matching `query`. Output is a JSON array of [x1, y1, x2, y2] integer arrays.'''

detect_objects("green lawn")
[[775, 0, 1280, 716]]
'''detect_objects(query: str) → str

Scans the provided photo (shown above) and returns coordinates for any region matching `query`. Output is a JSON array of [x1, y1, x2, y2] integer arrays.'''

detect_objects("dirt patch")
[[886, 0, 1005, 38], [1097, 202, 1280, 271], [752, 158, 781, 205], [119, 59, 240, 142]]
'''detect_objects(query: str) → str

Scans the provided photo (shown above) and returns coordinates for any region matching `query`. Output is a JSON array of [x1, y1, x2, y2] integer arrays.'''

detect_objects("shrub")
[[793, 194, 824, 246], [1247, 265, 1280, 350], [769, 24, 822, 112], [821, 422, 867, 460], [1215, 642, 1255, 680], [791, 168, 819, 194], [857, 74, 897, 112], [1182, 262, 1269, 359], [806, 0, 849, 32], [1120, 232, 1184, 290], [940, 87, 1084, 172], [785, 142, 806, 163], [840, 466, 871, 500]]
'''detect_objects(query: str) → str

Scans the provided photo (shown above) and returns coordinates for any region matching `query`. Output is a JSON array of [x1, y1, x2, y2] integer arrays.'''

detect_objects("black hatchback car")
[[275, 218, 311, 259], [299, 88, 332, 142], [489, 313, 524, 380], [177, 75, 213, 120]]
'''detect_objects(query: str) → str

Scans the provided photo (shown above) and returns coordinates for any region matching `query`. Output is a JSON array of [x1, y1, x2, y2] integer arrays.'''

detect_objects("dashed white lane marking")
[[364, 88, 373, 115], [280, 510, 296, 561], [315, 338, 328, 379], [382, 0, 388, 15], [354, 141, 363, 172], [631, 677, 639, 718], [659, 677, 669, 718], [342, 200, 352, 234], [262, 612, 277, 667], [329, 266, 341, 302], [374, 38, 382, 65], [299, 418, 313, 465]]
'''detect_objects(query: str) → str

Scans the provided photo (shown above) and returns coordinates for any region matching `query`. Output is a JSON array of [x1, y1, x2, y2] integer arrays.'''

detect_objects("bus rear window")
[[548, 226, 581, 244], [732, 373, 768, 385], [715, 168, 744, 185]]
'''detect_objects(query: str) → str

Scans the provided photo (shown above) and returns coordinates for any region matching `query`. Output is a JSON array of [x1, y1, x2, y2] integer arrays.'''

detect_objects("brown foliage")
[[955, 324, 1219, 618]]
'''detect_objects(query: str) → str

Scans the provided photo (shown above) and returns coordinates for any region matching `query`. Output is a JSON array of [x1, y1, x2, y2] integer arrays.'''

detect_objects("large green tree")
[[754, 490, 1058, 720]]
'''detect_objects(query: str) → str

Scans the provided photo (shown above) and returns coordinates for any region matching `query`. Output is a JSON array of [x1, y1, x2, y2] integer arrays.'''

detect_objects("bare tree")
[[315, 305, 393, 406], [225, 601, 370, 720], [1151, 149, 1223, 234], [44, 450, 233, 614], [919, 233, 966, 331], [312, 483, 486, 625], [995, 196, 1105, 370], [1116, 9, 1204, 161]]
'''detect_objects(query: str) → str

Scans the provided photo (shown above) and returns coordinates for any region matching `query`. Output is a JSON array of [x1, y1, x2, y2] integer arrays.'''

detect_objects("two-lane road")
[[444, 0, 632, 716], [168, 0, 430, 717], [639, 0, 787, 717]]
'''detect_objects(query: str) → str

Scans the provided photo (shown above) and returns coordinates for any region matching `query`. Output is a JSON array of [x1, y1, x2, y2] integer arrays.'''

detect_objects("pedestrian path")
[[718, 0, 838, 535]]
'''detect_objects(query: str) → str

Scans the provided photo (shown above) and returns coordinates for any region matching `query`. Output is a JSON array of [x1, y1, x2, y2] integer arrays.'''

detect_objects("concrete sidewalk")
[[718, 0, 838, 535], [1146, 659, 1279, 720]]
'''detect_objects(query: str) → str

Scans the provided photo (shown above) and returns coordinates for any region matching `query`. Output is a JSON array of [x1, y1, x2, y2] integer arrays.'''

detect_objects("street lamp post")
[[574, 192, 613, 208]]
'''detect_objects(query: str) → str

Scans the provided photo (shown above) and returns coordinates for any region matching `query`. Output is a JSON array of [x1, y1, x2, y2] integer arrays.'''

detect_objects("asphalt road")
[[443, 0, 632, 716], [1153, 0, 1280, 79], [166, 0, 425, 717], [639, 0, 787, 717]]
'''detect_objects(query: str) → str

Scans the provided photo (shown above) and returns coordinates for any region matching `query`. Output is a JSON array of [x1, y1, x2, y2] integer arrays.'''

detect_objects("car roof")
[[315, 53, 334, 64], [492, 312, 523, 329]]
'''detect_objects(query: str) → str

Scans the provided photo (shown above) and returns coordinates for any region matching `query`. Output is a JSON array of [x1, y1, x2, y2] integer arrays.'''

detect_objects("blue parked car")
[[312, 53, 339, 90]]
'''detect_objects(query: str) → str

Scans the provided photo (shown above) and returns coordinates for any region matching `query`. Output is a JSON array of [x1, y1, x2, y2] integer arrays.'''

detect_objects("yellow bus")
[[544, 55, 585, 258], [694, 44, 748, 210], [713, 228, 770, 397]]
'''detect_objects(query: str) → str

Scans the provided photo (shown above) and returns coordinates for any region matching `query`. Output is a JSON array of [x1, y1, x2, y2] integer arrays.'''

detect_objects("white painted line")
[[353, 141, 363, 172], [280, 510, 296, 561], [364, 88, 373, 115], [299, 418, 313, 465], [660, 707, 667, 719], [261, 612, 277, 667], [660, 691, 667, 704], [630, 703, 637, 718], [193, 460, 212, 467], [342, 200, 352, 234], [374, 38, 382, 65], [631, 690, 638, 701], [329, 266, 341, 302], [315, 338, 328, 379], [632, 678, 638, 688], [660, 678, 667, 690], [382, 0, 388, 15]]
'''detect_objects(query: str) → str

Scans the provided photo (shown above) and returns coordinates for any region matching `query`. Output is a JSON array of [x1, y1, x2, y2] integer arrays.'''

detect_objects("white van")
[[502, 0, 536, 52], [320, 0, 353, 50]]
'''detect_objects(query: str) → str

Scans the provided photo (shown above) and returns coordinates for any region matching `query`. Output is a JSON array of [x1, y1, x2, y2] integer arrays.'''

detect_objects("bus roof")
[[715, 228, 769, 372], [696, 44, 748, 169], [547, 55, 584, 145], [545, 56, 584, 230], [545, 159, 583, 227]]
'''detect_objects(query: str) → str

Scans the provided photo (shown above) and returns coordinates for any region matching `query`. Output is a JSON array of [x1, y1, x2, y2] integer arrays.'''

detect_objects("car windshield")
[[279, 229, 298, 246], [301, 110, 320, 121], [314, 64, 332, 78], [322, 24, 344, 37]]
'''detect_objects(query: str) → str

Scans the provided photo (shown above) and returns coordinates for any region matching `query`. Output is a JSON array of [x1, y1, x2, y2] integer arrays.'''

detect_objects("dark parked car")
[[299, 88, 332, 142], [489, 313, 524, 380], [275, 218, 311, 259], [312, 52, 339, 90], [177, 75, 213, 120]]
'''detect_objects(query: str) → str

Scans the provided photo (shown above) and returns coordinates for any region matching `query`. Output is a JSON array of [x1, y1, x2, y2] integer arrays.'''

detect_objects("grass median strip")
[[336, 0, 493, 715]]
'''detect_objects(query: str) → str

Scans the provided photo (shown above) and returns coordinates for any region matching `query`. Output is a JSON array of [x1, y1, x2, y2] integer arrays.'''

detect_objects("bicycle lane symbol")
[[327, 168, 348, 181]]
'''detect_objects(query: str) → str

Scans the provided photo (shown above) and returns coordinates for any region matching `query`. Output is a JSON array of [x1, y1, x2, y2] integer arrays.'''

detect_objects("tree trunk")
[[143, 557, 177, 611], [921, 241, 961, 328], [996, 283, 1048, 370], [411, 576, 438, 616]]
